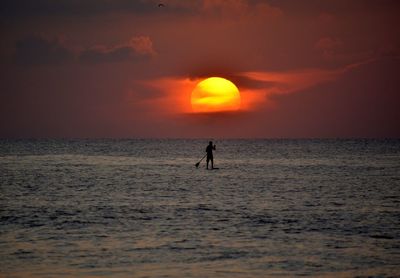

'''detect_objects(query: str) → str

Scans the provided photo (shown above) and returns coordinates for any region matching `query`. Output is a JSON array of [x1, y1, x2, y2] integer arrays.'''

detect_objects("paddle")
[[195, 154, 207, 168]]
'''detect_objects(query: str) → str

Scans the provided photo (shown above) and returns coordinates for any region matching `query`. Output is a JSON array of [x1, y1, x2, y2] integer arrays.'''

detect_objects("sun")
[[191, 77, 241, 113]]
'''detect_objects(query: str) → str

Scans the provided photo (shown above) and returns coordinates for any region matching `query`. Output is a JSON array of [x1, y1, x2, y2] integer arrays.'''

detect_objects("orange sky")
[[0, 0, 399, 138]]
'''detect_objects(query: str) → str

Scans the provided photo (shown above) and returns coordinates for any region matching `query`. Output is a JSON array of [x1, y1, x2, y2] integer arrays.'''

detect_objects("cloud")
[[14, 36, 73, 65], [3, 0, 400, 138], [79, 36, 156, 64], [315, 37, 343, 60], [240, 68, 341, 98], [315, 37, 342, 51], [260, 57, 400, 138], [135, 58, 379, 119], [129, 36, 157, 56], [13, 35, 156, 65], [1, 0, 285, 24], [0, 0, 167, 18]]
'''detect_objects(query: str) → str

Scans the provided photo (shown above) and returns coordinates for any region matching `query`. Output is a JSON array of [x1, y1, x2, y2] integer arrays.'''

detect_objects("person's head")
[[209, 141, 213, 145]]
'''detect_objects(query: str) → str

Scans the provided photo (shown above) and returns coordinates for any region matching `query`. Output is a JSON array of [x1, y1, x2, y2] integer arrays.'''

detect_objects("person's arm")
[[213, 145, 216, 150]]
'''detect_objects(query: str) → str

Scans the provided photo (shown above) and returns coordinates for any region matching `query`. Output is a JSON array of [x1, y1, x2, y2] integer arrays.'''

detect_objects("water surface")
[[1, 139, 400, 277]]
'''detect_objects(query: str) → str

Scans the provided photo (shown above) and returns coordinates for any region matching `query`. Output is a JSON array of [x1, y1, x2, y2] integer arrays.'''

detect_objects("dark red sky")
[[1, 0, 399, 138]]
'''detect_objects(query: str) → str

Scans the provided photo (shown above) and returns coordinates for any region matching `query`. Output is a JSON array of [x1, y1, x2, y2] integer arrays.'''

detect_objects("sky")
[[1, 0, 399, 138]]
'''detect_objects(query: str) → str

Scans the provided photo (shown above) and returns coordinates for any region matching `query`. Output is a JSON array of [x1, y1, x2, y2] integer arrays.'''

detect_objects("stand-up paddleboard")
[[207, 167, 219, 170]]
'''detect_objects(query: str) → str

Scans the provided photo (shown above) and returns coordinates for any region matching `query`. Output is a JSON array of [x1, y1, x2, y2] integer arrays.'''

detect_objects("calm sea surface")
[[1, 139, 400, 277]]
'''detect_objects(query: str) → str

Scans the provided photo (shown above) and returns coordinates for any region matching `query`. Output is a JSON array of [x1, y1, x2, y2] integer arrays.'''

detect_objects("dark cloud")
[[79, 47, 143, 64], [13, 35, 156, 65], [14, 36, 73, 65], [183, 64, 277, 90], [188, 71, 277, 91], [0, 0, 187, 18], [79, 36, 156, 64], [2, 0, 399, 21], [227, 75, 278, 90]]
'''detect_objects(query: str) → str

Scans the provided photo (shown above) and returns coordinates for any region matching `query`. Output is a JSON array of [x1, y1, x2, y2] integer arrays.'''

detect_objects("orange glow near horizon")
[[191, 77, 241, 113]]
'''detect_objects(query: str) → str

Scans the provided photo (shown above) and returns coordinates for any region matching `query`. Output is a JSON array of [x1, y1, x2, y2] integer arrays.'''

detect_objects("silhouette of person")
[[206, 141, 216, 169]]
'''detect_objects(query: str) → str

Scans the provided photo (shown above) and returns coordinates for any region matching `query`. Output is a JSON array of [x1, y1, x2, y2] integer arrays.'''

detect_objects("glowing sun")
[[191, 77, 241, 113]]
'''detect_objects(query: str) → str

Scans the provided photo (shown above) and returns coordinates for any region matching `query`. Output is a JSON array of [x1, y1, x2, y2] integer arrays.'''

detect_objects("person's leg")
[[206, 157, 209, 169], [211, 157, 214, 169]]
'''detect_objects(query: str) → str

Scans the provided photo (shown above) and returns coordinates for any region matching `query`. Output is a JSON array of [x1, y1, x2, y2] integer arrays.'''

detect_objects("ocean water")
[[1, 139, 400, 277]]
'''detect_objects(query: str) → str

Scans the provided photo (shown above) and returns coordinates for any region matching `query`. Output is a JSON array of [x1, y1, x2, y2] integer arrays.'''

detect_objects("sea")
[[1, 139, 399, 277]]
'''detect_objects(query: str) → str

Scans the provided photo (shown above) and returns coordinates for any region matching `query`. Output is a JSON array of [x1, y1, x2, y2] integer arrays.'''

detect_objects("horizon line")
[[1, 137, 399, 140]]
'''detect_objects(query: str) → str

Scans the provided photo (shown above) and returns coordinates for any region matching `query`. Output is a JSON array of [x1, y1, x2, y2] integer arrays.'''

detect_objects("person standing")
[[206, 141, 216, 169]]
